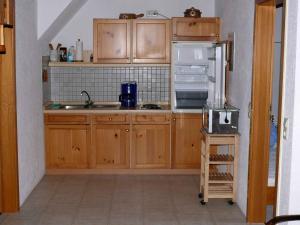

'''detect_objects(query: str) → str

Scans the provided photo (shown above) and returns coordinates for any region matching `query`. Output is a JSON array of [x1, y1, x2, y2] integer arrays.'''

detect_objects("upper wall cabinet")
[[172, 17, 220, 41], [93, 19, 131, 64], [132, 20, 171, 64], [93, 19, 171, 64]]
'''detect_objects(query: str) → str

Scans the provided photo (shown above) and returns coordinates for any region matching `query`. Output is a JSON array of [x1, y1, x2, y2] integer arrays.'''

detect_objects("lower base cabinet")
[[46, 125, 89, 169], [131, 124, 171, 168], [93, 124, 130, 168], [45, 113, 202, 171], [172, 114, 203, 169]]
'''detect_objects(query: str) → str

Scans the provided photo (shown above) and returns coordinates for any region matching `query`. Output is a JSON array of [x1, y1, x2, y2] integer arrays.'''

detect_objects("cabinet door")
[[93, 124, 130, 168], [93, 19, 130, 63], [46, 125, 89, 169], [172, 17, 220, 41], [132, 124, 170, 168], [172, 114, 202, 169], [132, 20, 171, 63]]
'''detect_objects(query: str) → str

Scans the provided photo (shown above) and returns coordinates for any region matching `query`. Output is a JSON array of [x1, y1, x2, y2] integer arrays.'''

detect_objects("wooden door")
[[93, 19, 130, 63], [172, 114, 202, 169], [0, 10, 19, 212], [132, 19, 171, 63], [46, 125, 89, 169], [172, 17, 220, 41], [131, 124, 170, 168], [247, 0, 276, 223], [93, 124, 130, 169]]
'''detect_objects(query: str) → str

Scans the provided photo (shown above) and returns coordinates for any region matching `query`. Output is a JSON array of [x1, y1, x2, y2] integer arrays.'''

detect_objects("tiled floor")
[[0, 175, 252, 225]]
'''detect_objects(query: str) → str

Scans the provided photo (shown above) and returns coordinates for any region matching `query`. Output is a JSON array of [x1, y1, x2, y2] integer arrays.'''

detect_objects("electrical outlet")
[[146, 10, 159, 17]]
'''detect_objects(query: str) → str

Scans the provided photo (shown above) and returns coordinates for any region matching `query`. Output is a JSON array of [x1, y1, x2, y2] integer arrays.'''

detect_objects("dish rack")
[[199, 129, 239, 205]]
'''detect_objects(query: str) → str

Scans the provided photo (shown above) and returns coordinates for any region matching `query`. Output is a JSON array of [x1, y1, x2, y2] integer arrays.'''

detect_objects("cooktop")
[[141, 104, 162, 110]]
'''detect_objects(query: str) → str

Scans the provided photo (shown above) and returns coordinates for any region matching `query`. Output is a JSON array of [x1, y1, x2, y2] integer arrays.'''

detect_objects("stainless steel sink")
[[48, 104, 120, 110], [61, 105, 87, 110], [90, 104, 120, 109]]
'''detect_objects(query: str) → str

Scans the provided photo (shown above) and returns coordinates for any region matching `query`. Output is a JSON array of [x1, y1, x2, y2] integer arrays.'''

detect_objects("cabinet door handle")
[[109, 117, 112, 121]]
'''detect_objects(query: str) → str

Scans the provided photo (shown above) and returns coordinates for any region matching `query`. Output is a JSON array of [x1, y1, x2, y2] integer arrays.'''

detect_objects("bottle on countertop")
[[75, 39, 83, 61], [67, 46, 75, 62]]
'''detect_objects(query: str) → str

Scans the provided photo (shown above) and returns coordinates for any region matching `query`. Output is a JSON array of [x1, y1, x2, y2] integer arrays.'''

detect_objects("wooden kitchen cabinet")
[[172, 114, 203, 169], [172, 17, 220, 41], [92, 124, 130, 169], [132, 19, 171, 63], [93, 19, 171, 64], [93, 19, 131, 63], [45, 125, 89, 169], [131, 124, 171, 168]]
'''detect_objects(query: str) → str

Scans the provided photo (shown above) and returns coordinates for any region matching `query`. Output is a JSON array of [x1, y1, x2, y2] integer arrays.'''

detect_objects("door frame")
[[0, 0, 19, 212], [247, 0, 285, 222]]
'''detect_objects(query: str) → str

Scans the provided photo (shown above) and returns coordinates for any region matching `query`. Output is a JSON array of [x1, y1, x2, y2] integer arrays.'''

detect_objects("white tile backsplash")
[[49, 66, 170, 103]]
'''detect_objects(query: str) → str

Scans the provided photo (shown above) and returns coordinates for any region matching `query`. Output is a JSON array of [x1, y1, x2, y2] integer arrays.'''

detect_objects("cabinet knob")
[[115, 133, 118, 138], [109, 117, 112, 121], [172, 118, 176, 121], [125, 129, 129, 132]]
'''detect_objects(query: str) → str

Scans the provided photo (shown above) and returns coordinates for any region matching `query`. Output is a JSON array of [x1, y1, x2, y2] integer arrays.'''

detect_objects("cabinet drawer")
[[132, 114, 171, 123], [45, 114, 89, 124], [94, 114, 129, 123]]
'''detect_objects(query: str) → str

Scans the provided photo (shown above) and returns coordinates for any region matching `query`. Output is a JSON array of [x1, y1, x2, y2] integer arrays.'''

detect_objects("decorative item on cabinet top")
[[184, 7, 202, 18], [119, 13, 144, 19]]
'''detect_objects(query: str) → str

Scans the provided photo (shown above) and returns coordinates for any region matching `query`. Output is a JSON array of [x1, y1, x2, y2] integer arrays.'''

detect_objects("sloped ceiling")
[[38, 0, 88, 53]]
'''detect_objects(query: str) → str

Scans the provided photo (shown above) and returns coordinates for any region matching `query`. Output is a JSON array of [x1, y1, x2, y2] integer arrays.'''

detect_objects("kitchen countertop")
[[44, 102, 172, 114]]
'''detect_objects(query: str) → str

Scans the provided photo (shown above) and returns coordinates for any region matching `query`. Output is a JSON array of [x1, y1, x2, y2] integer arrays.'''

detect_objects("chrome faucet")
[[81, 90, 93, 106]]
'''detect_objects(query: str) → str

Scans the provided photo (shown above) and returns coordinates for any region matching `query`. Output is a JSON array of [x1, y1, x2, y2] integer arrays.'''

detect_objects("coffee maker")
[[119, 82, 137, 108]]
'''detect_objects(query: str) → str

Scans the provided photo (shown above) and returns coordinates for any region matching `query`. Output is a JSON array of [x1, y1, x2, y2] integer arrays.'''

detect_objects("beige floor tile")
[[109, 213, 143, 225], [37, 214, 75, 225], [144, 211, 179, 225], [176, 213, 214, 225], [76, 207, 110, 219], [1, 217, 40, 225], [72, 218, 109, 225], [3, 175, 249, 225], [80, 195, 112, 208], [111, 202, 143, 214]]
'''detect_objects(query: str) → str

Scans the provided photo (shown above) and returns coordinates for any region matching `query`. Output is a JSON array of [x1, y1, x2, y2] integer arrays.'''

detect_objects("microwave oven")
[[202, 104, 239, 134]]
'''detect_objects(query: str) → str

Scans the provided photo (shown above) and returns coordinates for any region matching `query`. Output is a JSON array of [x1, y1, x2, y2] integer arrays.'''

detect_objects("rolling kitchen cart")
[[199, 129, 239, 205]]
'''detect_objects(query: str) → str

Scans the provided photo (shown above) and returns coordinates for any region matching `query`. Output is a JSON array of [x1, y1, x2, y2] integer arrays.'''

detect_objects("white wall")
[[215, 0, 254, 215], [52, 0, 215, 49], [277, 0, 300, 222], [15, 0, 45, 205], [37, 0, 71, 38]]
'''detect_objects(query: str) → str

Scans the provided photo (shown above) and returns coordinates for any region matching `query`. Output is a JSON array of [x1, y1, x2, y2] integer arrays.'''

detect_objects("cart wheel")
[[198, 193, 203, 199], [228, 200, 234, 205], [200, 200, 206, 205]]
